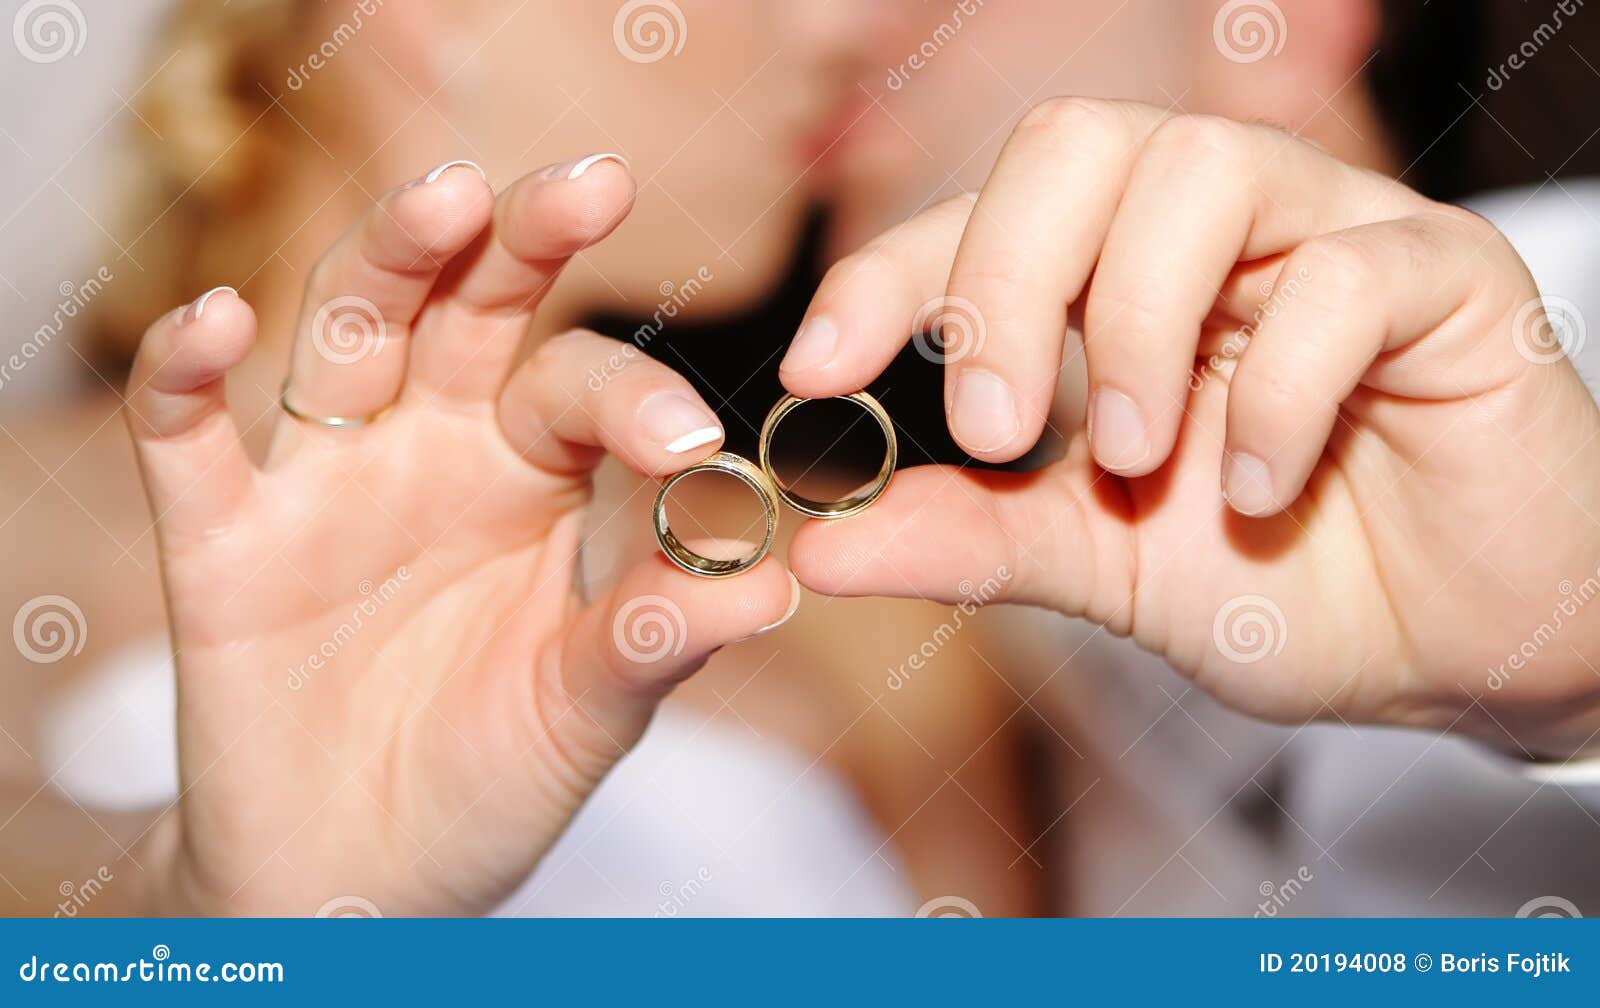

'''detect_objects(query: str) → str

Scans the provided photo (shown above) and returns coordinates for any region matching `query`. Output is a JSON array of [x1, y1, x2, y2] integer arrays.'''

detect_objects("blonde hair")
[[86, 0, 307, 372]]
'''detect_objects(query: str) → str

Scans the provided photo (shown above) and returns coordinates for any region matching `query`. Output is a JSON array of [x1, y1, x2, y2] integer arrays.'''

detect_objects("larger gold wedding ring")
[[653, 451, 782, 578], [758, 391, 897, 519]]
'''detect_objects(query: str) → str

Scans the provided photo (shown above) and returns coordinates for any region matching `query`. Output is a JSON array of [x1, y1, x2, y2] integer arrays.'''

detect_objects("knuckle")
[[1015, 96, 1124, 147], [1144, 114, 1248, 169], [1296, 234, 1382, 301]]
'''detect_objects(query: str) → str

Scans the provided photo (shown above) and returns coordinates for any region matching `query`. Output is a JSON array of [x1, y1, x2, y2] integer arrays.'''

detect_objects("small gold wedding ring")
[[758, 391, 897, 519], [653, 451, 781, 578], [279, 379, 386, 429]]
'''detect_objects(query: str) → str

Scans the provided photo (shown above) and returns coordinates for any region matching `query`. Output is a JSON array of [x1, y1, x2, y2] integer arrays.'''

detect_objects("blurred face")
[[302, 0, 918, 317]]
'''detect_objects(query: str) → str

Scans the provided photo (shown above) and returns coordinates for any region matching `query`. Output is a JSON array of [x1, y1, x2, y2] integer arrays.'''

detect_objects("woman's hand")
[[783, 98, 1600, 760], [125, 158, 797, 915]]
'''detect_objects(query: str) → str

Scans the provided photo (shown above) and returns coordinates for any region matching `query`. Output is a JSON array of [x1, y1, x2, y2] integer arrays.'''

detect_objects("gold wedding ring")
[[279, 379, 387, 429], [653, 451, 781, 578], [758, 392, 897, 519]]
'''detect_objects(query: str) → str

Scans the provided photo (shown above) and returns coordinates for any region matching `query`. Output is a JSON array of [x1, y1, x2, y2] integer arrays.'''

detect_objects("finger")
[[405, 154, 636, 405], [499, 328, 724, 477], [943, 98, 1171, 461], [787, 457, 1133, 633], [1084, 116, 1421, 478], [778, 194, 976, 398], [1221, 209, 1508, 515], [284, 160, 494, 424], [125, 286, 257, 532], [551, 549, 799, 761]]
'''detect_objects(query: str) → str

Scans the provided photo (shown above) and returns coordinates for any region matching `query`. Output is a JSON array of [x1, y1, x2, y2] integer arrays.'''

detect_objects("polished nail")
[[546, 152, 630, 181], [780, 316, 838, 374], [1088, 388, 1151, 472], [1223, 451, 1276, 515], [737, 572, 802, 641], [184, 286, 236, 324], [423, 159, 487, 184], [639, 390, 722, 454], [950, 369, 1020, 454]]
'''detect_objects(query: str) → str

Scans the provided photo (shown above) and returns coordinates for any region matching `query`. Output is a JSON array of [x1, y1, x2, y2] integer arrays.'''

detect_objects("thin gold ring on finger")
[[758, 391, 897, 519], [279, 378, 388, 429], [653, 451, 780, 578]]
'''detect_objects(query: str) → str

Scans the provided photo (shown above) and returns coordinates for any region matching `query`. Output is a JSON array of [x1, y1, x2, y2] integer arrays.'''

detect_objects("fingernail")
[[184, 286, 236, 324], [780, 316, 838, 374], [1088, 388, 1151, 472], [546, 153, 630, 181], [950, 369, 1020, 454], [737, 572, 802, 641], [639, 390, 722, 454], [1223, 451, 1276, 515], [423, 159, 487, 184]]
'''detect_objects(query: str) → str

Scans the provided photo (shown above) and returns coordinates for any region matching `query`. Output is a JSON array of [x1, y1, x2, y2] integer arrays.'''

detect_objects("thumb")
[[788, 463, 1125, 627]]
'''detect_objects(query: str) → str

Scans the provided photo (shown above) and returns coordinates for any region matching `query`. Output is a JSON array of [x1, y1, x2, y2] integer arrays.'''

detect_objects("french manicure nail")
[[423, 159, 487, 184], [184, 286, 236, 324], [639, 390, 722, 454], [1088, 388, 1151, 472], [546, 153, 630, 181], [737, 572, 802, 641], [951, 368, 1020, 454], [780, 316, 838, 374], [1223, 451, 1277, 515]]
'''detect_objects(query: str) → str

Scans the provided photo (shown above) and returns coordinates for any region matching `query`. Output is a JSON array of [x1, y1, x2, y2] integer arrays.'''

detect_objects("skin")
[[0, 1, 1037, 915]]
